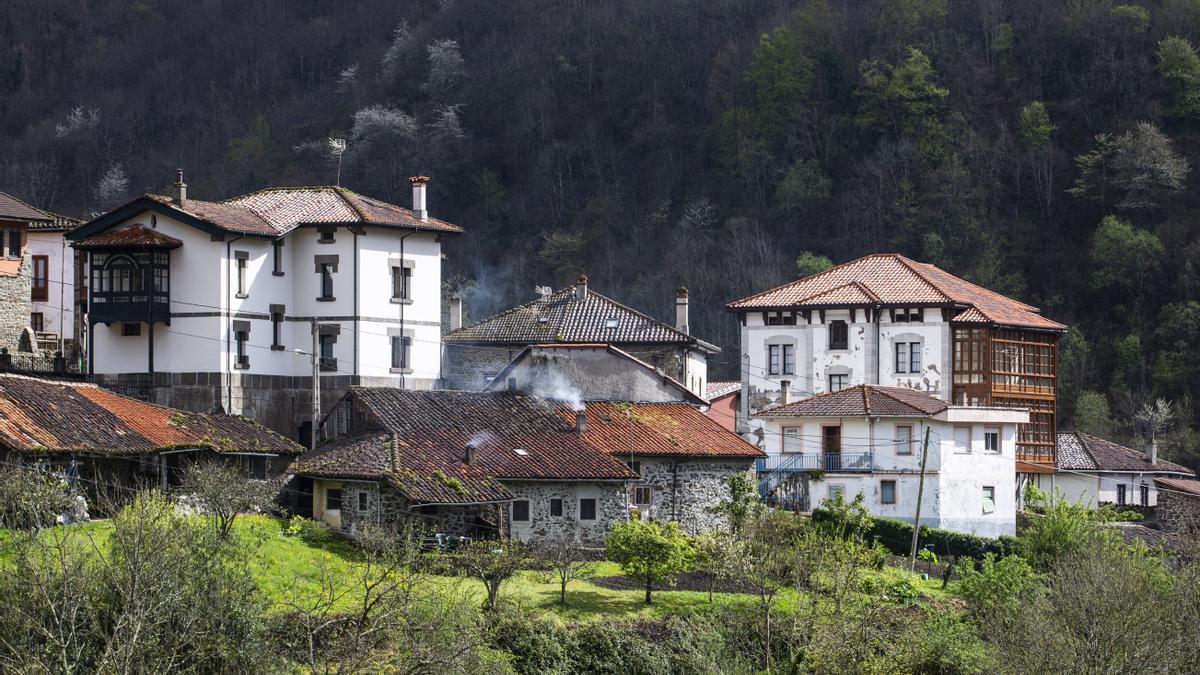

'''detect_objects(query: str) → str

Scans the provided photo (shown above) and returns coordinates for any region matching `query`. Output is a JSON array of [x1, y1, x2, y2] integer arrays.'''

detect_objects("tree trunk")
[[560, 579, 567, 605], [644, 578, 652, 605], [763, 605, 772, 671]]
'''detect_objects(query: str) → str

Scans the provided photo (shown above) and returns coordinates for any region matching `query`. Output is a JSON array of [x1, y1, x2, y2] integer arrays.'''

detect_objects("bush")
[[606, 519, 695, 604], [811, 507, 1017, 559], [0, 466, 70, 530], [490, 609, 576, 675]]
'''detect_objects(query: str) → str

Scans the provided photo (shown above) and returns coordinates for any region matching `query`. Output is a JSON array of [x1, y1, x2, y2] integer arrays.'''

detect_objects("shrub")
[[811, 508, 1017, 560], [490, 609, 576, 675], [0, 466, 70, 530], [606, 519, 694, 604], [954, 553, 1043, 621]]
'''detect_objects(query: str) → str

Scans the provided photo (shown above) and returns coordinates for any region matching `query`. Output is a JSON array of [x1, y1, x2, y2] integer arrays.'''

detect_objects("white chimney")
[[173, 169, 188, 209], [575, 410, 587, 434], [779, 380, 791, 406], [449, 297, 463, 331], [675, 287, 690, 334], [575, 275, 588, 301], [409, 175, 429, 221], [1150, 440, 1158, 466]]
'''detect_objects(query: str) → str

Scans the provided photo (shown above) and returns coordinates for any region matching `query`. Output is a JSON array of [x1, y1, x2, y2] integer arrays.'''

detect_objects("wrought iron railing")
[[756, 452, 873, 474]]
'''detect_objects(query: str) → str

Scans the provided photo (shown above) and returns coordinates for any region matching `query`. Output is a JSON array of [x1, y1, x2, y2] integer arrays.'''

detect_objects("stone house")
[[727, 253, 1067, 486], [443, 277, 719, 397], [0, 192, 45, 349], [1154, 477, 1200, 535], [754, 384, 1026, 537], [1046, 432, 1195, 509], [0, 373, 303, 502], [65, 173, 458, 442]]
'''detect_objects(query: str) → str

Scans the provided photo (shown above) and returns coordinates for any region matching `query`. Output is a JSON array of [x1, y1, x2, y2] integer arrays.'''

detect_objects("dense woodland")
[[3, 0, 1200, 465]]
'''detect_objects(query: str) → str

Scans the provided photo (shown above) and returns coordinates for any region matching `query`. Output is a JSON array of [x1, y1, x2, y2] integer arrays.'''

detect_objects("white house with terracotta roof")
[[66, 173, 458, 441], [1044, 432, 1195, 509], [444, 278, 718, 397], [727, 253, 1066, 476], [0, 192, 81, 353], [754, 384, 1027, 537]]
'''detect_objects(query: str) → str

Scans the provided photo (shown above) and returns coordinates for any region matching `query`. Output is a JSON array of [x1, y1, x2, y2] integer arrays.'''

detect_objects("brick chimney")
[[173, 169, 188, 209], [409, 176, 429, 221], [463, 440, 477, 465], [675, 287, 690, 335], [575, 274, 588, 301]]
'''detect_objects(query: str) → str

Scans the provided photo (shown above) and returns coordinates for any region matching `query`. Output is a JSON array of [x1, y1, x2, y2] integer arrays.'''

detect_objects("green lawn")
[[3, 515, 952, 622]]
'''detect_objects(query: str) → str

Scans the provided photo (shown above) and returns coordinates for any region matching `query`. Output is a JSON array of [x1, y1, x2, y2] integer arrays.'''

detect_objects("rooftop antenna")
[[534, 285, 553, 301], [327, 138, 347, 186]]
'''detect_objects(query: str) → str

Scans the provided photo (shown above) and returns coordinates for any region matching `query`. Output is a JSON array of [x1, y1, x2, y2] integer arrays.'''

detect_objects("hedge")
[[810, 509, 1018, 560]]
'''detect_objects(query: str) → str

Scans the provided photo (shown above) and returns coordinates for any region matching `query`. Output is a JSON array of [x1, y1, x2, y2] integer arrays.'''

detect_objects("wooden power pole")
[[311, 318, 320, 451], [908, 426, 932, 572]]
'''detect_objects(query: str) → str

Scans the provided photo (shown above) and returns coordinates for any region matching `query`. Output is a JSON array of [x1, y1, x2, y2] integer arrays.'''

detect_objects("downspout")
[[671, 459, 680, 522], [397, 230, 414, 388], [353, 227, 359, 381], [58, 236, 65, 354], [225, 234, 244, 412], [873, 305, 882, 384]]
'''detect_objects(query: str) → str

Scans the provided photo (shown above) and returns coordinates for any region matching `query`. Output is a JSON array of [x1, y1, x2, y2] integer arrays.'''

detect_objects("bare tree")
[[534, 536, 595, 605], [456, 539, 528, 611], [178, 460, 282, 540]]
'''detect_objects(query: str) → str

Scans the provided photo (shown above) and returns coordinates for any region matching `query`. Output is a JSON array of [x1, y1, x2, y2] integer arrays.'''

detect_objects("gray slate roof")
[[0, 192, 53, 223], [445, 283, 716, 351], [1056, 432, 1194, 475]]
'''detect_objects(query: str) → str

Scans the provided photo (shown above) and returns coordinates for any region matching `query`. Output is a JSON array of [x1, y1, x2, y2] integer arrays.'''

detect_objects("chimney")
[[463, 441, 477, 465], [449, 296, 463, 331], [575, 274, 588, 301], [675, 287, 690, 335], [1150, 440, 1158, 466], [575, 410, 587, 434], [409, 176, 429, 221], [779, 380, 791, 406], [173, 169, 188, 209]]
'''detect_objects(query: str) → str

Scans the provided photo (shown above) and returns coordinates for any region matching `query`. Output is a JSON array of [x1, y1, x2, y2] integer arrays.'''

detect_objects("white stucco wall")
[[26, 231, 75, 340], [1052, 471, 1163, 508]]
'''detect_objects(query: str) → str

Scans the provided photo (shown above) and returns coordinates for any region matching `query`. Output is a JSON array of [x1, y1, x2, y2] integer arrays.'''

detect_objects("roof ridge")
[[867, 384, 945, 414], [583, 288, 694, 343], [334, 188, 371, 221], [889, 254, 955, 303]]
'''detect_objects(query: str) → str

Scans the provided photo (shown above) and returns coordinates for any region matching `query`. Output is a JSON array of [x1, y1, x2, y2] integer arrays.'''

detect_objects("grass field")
[[3, 515, 953, 621]]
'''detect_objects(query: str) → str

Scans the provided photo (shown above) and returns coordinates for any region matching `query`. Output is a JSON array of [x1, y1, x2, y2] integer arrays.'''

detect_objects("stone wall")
[[337, 481, 501, 538], [635, 457, 756, 534], [0, 253, 31, 349], [505, 480, 628, 546], [1158, 489, 1200, 535]]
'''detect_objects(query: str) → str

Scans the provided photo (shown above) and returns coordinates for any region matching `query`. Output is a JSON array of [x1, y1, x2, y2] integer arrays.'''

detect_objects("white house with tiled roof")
[[66, 172, 457, 442], [1044, 432, 1195, 509], [444, 277, 718, 397], [727, 253, 1067, 476], [754, 384, 1027, 537]]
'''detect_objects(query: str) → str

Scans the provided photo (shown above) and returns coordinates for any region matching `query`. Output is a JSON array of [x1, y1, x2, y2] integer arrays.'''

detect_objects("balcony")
[[756, 452, 874, 474]]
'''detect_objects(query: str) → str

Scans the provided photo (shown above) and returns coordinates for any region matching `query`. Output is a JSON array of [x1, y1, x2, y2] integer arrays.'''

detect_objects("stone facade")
[[634, 458, 756, 534], [320, 480, 503, 539], [0, 253, 32, 349], [1158, 490, 1200, 535], [506, 480, 628, 546]]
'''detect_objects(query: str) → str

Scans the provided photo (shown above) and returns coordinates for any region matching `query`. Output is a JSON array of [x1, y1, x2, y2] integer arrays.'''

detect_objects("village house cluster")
[[0, 175, 1194, 545]]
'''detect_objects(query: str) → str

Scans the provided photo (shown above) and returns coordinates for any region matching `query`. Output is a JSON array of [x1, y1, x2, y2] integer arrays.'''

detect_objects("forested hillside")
[[3, 0, 1199, 464]]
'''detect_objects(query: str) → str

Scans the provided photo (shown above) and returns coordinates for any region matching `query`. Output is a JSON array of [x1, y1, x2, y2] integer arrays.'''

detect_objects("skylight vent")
[[537, 316, 549, 324], [604, 318, 619, 329], [513, 448, 529, 456]]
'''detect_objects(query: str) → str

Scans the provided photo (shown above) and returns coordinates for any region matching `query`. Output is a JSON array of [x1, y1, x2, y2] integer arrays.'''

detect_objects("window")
[[627, 461, 642, 476], [579, 498, 597, 520], [895, 342, 909, 373], [121, 322, 141, 336], [391, 264, 412, 301], [768, 345, 780, 375], [910, 342, 921, 372], [29, 313, 43, 333], [326, 488, 343, 511], [632, 486, 652, 507], [1140, 484, 1149, 507], [982, 486, 995, 514], [894, 425, 914, 455], [319, 334, 336, 371], [766, 313, 796, 326], [319, 263, 334, 299], [512, 500, 530, 521], [235, 331, 249, 369], [953, 426, 972, 453], [390, 335, 412, 370], [235, 255, 248, 298], [550, 498, 563, 517], [272, 240, 284, 276], [827, 484, 846, 500], [6, 229, 20, 257], [829, 320, 848, 350], [984, 428, 1000, 453], [271, 309, 284, 349], [1117, 484, 1127, 506], [880, 480, 897, 505], [31, 255, 48, 301], [894, 308, 921, 322], [358, 492, 369, 511], [822, 425, 841, 454], [828, 373, 848, 392], [318, 229, 335, 243], [782, 427, 803, 454], [783, 345, 795, 374]]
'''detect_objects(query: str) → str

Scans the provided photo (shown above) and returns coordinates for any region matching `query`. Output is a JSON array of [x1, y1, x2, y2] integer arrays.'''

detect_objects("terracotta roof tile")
[[72, 225, 183, 249], [0, 192, 53, 223], [446, 284, 710, 348], [0, 374, 303, 456], [1056, 432, 1195, 475], [573, 402, 765, 458], [223, 187, 462, 235], [728, 253, 1065, 331], [754, 384, 949, 418]]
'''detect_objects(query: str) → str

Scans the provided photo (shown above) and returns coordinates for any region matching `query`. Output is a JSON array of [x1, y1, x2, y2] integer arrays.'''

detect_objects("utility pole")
[[908, 426, 932, 573], [310, 318, 320, 451]]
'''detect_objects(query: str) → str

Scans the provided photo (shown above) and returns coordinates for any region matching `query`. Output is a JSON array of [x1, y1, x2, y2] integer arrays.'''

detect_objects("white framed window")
[[894, 424, 914, 455], [880, 480, 897, 505], [982, 486, 995, 514], [827, 484, 846, 500], [953, 426, 972, 453], [984, 428, 1000, 453], [782, 427, 803, 454], [357, 492, 369, 512], [767, 344, 795, 375], [632, 486, 652, 507], [895, 342, 909, 373]]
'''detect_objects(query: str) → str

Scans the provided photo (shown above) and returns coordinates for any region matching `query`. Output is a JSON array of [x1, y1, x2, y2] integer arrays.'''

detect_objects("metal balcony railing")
[[756, 452, 873, 474]]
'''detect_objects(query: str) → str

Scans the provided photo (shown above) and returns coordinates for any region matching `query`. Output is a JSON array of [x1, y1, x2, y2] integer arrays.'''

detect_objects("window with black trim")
[[319, 334, 336, 372], [236, 256, 248, 298], [1117, 484, 1127, 506], [627, 461, 642, 476], [121, 322, 141, 336], [512, 500, 530, 521], [768, 344, 795, 375], [319, 263, 334, 299], [272, 240, 284, 276], [318, 229, 335, 243], [326, 488, 342, 511], [829, 320, 848, 350], [828, 373, 848, 392], [550, 498, 563, 517], [390, 335, 412, 370], [1140, 484, 1149, 506], [579, 498, 597, 520], [391, 265, 412, 301], [30, 313, 43, 332], [632, 486, 652, 506], [271, 309, 284, 349], [235, 330, 249, 369], [5, 229, 21, 258]]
